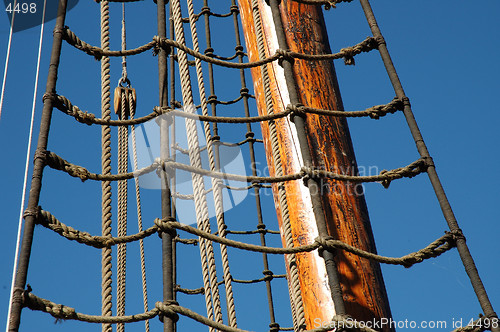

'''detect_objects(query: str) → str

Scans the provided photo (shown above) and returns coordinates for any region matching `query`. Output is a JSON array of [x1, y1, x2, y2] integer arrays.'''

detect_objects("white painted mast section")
[[259, 0, 336, 318]]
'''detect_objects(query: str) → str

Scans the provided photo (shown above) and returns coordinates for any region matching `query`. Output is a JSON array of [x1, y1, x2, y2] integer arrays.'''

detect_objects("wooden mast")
[[238, 0, 393, 329]]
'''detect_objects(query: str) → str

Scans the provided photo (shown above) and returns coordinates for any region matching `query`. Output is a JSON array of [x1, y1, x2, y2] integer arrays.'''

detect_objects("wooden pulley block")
[[113, 86, 137, 116]]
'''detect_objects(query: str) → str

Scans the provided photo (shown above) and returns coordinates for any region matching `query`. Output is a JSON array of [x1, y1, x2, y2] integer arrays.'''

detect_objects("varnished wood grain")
[[238, 0, 393, 329]]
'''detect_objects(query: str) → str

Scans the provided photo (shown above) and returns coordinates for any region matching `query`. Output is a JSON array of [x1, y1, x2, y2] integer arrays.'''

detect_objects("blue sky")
[[1, 1, 499, 331]]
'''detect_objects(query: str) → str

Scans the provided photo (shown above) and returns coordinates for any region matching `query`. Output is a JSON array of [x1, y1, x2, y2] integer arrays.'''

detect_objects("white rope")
[[5, 0, 47, 330], [170, 0, 223, 328], [0, 0, 17, 120]]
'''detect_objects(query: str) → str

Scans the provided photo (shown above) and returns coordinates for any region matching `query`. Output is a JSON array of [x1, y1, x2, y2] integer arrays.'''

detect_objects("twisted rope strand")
[[129, 91, 150, 332], [170, 0, 223, 327], [116, 88, 129, 332], [35, 210, 457, 268], [99, 2, 113, 331], [44, 151, 428, 185], [23, 290, 380, 332], [53, 93, 403, 126], [62, 27, 377, 68], [187, 0, 237, 325]]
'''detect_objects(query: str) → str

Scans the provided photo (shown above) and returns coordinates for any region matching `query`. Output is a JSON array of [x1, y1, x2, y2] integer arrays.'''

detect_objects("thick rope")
[[186, 0, 237, 326], [29, 291, 492, 332], [116, 86, 129, 332], [99, 2, 113, 331], [170, 0, 223, 328], [129, 91, 150, 332], [53, 93, 403, 126], [44, 151, 428, 186], [35, 210, 458, 268], [38, 209, 157, 248], [250, 0, 305, 328], [62, 26, 377, 68]]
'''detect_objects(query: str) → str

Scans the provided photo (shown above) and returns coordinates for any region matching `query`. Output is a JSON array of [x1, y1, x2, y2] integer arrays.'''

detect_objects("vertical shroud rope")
[[185, 0, 237, 327], [249, 0, 306, 330], [119, 3, 150, 332], [121, 4, 150, 330], [170, 0, 224, 328], [100, 1, 113, 332], [130, 90, 151, 332], [116, 88, 129, 332], [116, 3, 130, 331]]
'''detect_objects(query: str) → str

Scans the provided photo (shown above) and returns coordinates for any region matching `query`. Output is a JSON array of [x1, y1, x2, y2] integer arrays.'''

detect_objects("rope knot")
[[204, 47, 214, 57], [153, 106, 163, 116], [240, 87, 250, 97], [447, 229, 465, 242], [286, 104, 306, 120], [152, 36, 164, 56], [300, 166, 312, 186], [341, 37, 378, 65], [379, 169, 391, 188], [102, 237, 116, 247], [315, 236, 336, 257], [234, 45, 245, 57], [89, 46, 103, 61], [42, 92, 56, 103], [155, 216, 177, 235], [369, 98, 403, 119], [262, 269, 274, 282], [34, 148, 48, 165], [75, 111, 96, 125], [269, 322, 280, 332], [156, 300, 179, 323], [276, 48, 293, 66], [340, 46, 356, 65], [207, 94, 217, 104], [315, 236, 334, 248], [66, 165, 91, 182], [23, 206, 41, 220], [379, 158, 427, 188], [230, 5, 240, 14], [154, 157, 165, 178], [375, 35, 386, 46], [200, 6, 211, 16]]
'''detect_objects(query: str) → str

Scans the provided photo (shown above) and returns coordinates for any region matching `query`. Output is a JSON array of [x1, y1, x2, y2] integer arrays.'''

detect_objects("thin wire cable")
[[0, 0, 17, 120], [5, 1, 46, 330]]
